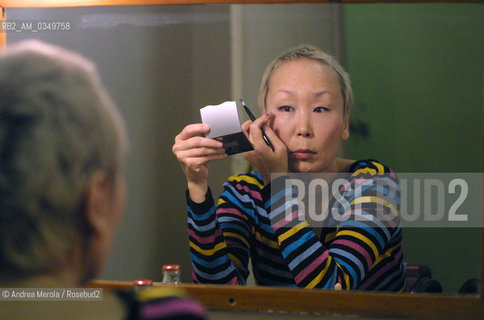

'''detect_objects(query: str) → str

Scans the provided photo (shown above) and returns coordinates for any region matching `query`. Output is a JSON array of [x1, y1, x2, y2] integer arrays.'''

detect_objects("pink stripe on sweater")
[[358, 247, 403, 290], [332, 239, 372, 268], [141, 298, 205, 318], [235, 183, 263, 201], [217, 207, 247, 219], [193, 270, 237, 285], [294, 250, 330, 284], [188, 228, 222, 244], [272, 210, 300, 231], [358, 262, 394, 290], [389, 169, 396, 179], [394, 246, 403, 261]]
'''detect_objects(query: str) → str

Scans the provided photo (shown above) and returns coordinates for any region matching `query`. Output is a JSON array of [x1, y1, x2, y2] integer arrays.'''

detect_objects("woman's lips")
[[291, 149, 317, 159]]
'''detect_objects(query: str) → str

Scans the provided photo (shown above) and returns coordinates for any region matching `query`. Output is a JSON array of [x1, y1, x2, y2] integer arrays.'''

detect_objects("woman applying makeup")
[[173, 44, 404, 291]]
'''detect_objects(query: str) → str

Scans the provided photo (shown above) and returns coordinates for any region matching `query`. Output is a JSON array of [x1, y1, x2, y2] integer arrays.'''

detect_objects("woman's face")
[[266, 58, 349, 173]]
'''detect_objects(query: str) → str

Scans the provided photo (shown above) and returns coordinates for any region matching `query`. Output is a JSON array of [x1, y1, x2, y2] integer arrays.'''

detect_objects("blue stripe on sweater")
[[192, 262, 235, 280], [333, 257, 358, 289], [188, 205, 215, 221], [281, 230, 314, 259], [330, 248, 365, 281], [191, 252, 230, 269], [287, 240, 321, 270], [188, 216, 216, 232], [339, 220, 386, 249]]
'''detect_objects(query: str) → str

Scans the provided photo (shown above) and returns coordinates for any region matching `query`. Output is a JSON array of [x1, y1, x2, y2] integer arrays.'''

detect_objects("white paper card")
[[200, 101, 241, 138], [200, 101, 253, 155]]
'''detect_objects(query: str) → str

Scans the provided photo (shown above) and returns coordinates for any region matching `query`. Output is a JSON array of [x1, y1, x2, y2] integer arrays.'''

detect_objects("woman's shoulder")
[[117, 287, 207, 320]]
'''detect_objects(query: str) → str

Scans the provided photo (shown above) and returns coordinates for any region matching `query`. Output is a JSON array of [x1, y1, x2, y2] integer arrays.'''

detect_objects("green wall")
[[344, 4, 483, 293]]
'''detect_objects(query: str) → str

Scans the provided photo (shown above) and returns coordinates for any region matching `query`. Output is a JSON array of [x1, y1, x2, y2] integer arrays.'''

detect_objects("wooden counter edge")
[[87, 280, 483, 320]]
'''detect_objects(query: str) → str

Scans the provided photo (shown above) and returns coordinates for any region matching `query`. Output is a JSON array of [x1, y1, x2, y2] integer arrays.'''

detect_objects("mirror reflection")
[[6, 3, 482, 294]]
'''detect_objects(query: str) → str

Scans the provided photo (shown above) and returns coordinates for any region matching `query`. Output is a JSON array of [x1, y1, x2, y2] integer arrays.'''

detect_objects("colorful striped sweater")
[[118, 287, 207, 320], [186, 159, 405, 291]]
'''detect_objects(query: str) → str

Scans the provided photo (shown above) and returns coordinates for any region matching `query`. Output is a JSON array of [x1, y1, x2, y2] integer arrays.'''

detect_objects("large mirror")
[[2, 0, 482, 307]]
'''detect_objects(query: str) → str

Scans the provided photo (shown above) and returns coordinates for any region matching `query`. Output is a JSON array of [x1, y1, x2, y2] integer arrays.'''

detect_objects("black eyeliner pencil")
[[240, 99, 273, 148]]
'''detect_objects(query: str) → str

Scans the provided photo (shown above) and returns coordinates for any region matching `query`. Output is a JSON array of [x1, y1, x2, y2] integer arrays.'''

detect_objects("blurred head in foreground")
[[0, 40, 128, 286]]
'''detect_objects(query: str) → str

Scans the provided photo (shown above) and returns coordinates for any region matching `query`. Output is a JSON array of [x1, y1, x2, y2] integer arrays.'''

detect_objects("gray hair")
[[258, 44, 353, 118], [0, 40, 128, 278]]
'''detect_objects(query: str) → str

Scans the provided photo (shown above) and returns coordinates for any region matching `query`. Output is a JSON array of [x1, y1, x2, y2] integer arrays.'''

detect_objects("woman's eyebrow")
[[273, 89, 293, 96], [313, 90, 332, 97], [272, 89, 334, 99]]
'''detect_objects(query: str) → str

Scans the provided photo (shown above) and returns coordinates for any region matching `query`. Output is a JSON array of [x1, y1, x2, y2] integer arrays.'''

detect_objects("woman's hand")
[[242, 112, 288, 184], [172, 123, 227, 202]]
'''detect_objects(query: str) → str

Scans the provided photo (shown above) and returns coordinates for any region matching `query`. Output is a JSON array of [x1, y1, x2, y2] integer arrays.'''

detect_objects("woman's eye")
[[314, 106, 329, 113], [278, 105, 293, 112]]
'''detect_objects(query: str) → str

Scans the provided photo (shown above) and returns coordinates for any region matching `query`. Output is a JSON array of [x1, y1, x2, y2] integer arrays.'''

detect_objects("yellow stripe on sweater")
[[353, 167, 376, 175], [351, 196, 399, 217], [228, 253, 242, 266], [335, 260, 351, 289], [306, 256, 333, 289], [228, 174, 264, 189], [137, 287, 187, 302], [278, 221, 309, 244], [337, 230, 379, 259], [353, 161, 385, 176], [373, 243, 400, 265], [189, 241, 226, 256], [256, 231, 279, 249], [224, 232, 249, 247], [372, 161, 385, 174]]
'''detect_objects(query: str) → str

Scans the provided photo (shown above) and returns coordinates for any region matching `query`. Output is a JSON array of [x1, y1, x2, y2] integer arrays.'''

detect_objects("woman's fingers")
[[175, 123, 222, 147], [250, 112, 273, 130], [241, 120, 253, 143], [175, 123, 208, 141], [260, 124, 285, 152], [242, 113, 274, 148], [178, 146, 226, 159], [182, 152, 228, 168], [173, 123, 224, 154], [174, 136, 223, 152], [173, 123, 228, 197]]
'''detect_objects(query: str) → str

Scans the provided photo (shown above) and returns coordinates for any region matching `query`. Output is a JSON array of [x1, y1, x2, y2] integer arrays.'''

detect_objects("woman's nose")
[[297, 127, 312, 137], [296, 112, 313, 137]]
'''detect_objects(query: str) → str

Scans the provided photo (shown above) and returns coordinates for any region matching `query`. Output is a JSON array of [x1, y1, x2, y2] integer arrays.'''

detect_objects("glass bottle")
[[133, 279, 153, 294], [162, 264, 181, 284]]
